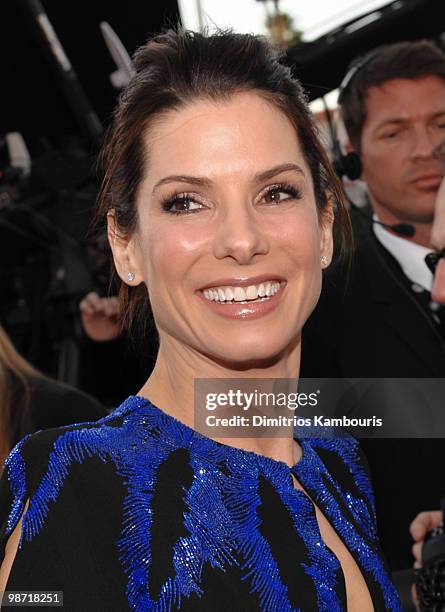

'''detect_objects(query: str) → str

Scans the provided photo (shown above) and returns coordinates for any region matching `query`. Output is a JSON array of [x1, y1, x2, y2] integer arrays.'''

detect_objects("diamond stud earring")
[[127, 272, 135, 282], [321, 255, 328, 266]]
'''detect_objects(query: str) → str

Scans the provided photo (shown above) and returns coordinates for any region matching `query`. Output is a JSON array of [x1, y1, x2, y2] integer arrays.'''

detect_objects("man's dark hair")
[[340, 40, 445, 150]]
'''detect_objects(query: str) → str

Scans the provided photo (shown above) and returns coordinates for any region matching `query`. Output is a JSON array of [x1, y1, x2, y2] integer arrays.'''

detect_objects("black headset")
[[331, 50, 381, 182], [332, 143, 362, 182]]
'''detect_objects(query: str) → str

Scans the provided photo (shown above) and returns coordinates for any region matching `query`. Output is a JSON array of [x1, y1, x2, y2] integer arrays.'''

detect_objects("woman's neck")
[[138, 334, 302, 467]]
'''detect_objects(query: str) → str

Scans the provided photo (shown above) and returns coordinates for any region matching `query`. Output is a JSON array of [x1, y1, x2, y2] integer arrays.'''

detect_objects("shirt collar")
[[372, 214, 434, 292]]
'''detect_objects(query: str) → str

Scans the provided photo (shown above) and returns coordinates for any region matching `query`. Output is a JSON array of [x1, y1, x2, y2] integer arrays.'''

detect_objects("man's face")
[[360, 76, 445, 224]]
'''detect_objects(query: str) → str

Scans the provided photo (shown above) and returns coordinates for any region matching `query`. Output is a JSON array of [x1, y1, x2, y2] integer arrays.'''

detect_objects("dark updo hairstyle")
[[96, 27, 351, 332]]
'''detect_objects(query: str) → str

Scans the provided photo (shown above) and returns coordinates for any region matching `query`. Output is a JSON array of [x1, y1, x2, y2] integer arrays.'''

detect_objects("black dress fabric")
[[0, 396, 400, 611], [7, 376, 107, 452]]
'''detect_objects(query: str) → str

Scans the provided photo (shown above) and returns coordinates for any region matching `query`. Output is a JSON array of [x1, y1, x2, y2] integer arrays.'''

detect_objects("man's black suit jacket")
[[301, 209, 445, 570]]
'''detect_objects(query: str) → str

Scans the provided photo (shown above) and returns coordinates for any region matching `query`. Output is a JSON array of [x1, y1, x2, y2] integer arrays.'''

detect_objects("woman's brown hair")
[[0, 325, 39, 467], [95, 27, 351, 332]]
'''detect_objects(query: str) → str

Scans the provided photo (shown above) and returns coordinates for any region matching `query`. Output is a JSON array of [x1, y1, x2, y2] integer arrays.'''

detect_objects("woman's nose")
[[212, 203, 269, 264]]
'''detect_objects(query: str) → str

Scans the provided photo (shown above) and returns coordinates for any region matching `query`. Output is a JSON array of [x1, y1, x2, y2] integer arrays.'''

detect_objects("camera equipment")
[[20, 0, 103, 147], [415, 499, 445, 610], [100, 21, 134, 89]]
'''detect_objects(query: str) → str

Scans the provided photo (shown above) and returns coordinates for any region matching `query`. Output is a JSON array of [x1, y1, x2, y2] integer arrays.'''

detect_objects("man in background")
[[302, 40, 445, 570]]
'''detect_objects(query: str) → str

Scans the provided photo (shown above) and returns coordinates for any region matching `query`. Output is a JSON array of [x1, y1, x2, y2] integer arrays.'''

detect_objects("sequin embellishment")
[[2, 396, 402, 611]]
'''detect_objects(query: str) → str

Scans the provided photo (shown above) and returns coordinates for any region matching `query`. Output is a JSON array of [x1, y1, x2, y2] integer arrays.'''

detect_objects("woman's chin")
[[202, 337, 299, 371]]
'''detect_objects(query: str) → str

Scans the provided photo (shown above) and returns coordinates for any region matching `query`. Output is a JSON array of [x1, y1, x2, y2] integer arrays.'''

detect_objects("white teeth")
[[246, 285, 258, 300], [225, 287, 234, 301], [233, 287, 246, 302], [202, 281, 283, 303]]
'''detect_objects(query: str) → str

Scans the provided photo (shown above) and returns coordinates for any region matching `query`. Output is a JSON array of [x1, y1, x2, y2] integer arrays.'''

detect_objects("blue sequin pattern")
[[3, 396, 401, 611]]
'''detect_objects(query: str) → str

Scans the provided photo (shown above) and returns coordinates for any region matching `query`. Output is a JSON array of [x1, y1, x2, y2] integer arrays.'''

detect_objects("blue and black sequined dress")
[[0, 396, 401, 611]]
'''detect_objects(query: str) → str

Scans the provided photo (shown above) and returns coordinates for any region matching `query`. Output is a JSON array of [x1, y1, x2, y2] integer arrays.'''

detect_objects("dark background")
[[286, 0, 445, 100], [1, 0, 180, 153], [0, 1, 179, 389], [1, 0, 443, 151]]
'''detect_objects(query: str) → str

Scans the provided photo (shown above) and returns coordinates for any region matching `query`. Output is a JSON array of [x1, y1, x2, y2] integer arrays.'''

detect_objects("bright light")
[[178, 0, 391, 40], [310, 89, 340, 113]]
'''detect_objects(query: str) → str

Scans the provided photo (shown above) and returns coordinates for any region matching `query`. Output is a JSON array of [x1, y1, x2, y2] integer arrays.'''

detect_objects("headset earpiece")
[[332, 48, 379, 181], [333, 150, 362, 181]]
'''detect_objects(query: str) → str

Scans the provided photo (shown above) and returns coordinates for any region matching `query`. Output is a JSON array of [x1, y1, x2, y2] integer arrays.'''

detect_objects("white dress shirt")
[[372, 214, 434, 292]]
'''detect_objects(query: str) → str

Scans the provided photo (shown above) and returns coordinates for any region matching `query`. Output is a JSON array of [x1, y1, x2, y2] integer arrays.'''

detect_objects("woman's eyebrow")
[[152, 175, 212, 194], [255, 162, 305, 183], [151, 162, 305, 194]]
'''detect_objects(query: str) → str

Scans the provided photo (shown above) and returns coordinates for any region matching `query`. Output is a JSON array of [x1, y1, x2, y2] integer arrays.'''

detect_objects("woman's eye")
[[162, 195, 204, 215], [263, 185, 301, 204]]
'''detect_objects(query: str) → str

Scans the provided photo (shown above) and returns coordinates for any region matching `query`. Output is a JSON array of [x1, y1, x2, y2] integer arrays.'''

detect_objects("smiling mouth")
[[201, 281, 284, 304]]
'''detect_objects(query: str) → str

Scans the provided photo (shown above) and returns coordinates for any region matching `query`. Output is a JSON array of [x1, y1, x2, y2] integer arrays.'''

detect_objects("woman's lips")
[[198, 282, 287, 320]]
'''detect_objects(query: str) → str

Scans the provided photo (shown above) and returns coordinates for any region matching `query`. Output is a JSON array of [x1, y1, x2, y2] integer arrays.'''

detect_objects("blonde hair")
[[0, 325, 39, 466]]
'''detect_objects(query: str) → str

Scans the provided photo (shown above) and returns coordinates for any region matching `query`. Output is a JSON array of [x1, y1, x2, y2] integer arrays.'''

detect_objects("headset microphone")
[[349, 202, 416, 238], [377, 221, 416, 238]]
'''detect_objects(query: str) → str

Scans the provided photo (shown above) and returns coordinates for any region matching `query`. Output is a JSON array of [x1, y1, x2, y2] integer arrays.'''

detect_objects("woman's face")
[[113, 91, 332, 365]]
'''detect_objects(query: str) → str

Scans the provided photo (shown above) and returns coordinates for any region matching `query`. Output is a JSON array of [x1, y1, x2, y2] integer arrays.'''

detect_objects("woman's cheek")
[[142, 224, 209, 286]]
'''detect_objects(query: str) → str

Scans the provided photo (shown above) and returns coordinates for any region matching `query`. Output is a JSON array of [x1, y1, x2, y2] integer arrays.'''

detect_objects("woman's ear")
[[319, 195, 334, 267], [107, 211, 142, 286]]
